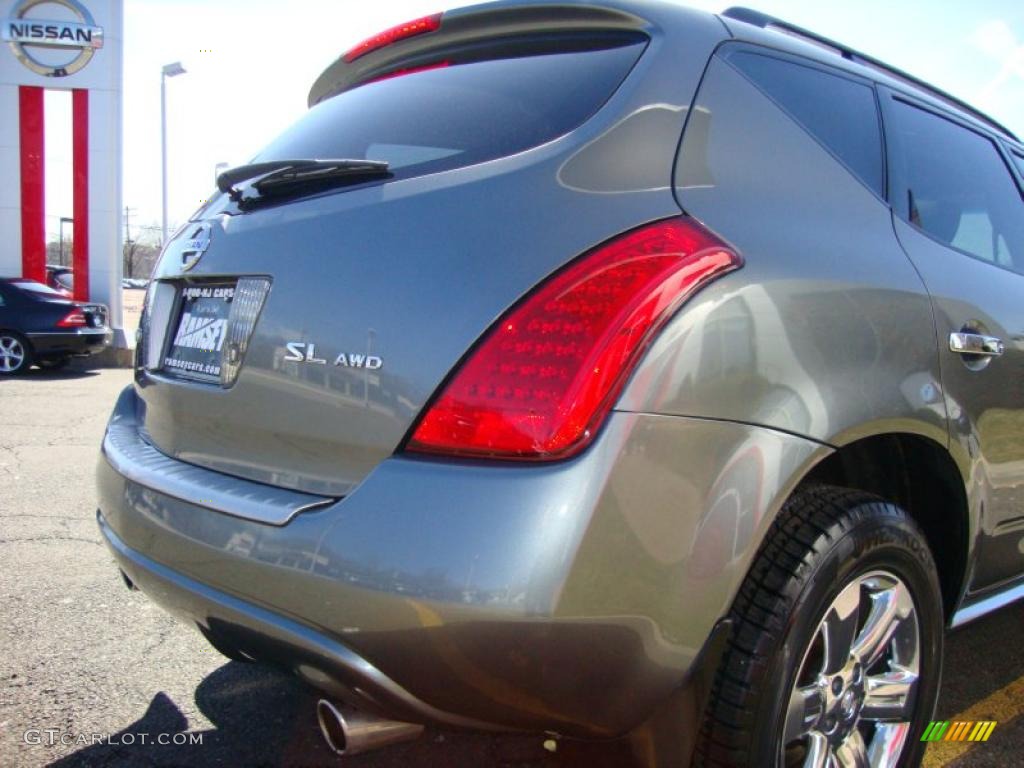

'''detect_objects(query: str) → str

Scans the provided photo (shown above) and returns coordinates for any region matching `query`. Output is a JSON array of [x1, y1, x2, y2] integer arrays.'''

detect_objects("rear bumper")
[[28, 328, 111, 356], [98, 511, 499, 731], [96, 385, 826, 737]]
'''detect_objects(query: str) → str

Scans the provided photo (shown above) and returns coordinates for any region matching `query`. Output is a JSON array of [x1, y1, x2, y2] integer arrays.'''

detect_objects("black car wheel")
[[697, 485, 943, 768], [0, 332, 32, 375]]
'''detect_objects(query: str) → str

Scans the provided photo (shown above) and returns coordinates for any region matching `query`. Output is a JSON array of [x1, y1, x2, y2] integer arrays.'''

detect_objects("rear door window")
[[727, 50, 884, 196], [253, 41, 646, 181], [887, 99, 1024, 273]]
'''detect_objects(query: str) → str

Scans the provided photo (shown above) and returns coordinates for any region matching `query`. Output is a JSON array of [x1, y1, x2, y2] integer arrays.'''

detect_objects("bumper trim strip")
[[102, 414, 335, 525]]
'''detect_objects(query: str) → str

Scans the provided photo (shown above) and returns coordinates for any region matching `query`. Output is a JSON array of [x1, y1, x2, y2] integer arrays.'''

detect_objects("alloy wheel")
[[783, 570, 920, 768], [0, 335, 26, 373]]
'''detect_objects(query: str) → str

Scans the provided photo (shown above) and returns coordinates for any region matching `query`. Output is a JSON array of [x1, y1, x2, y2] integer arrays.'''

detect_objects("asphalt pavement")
[[1, 368, 1022, 768]]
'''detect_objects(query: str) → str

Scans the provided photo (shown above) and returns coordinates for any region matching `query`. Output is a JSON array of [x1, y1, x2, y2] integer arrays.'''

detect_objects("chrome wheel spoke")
[[834, 729, 869, 768], [821, 582, 862, 674], [867, 723, 911, 768], [804, 732, 830, 768], [862, 666, 917, 721], [851, 581, 913, 669], [785, 684, 825, 743]]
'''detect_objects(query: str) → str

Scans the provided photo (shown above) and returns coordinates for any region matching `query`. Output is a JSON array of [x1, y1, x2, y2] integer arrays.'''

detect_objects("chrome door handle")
[[949, 332, 1004, 357]]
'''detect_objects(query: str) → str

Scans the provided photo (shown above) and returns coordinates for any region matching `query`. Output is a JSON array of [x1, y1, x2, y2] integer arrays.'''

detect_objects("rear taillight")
[[57, 308, 87, 328], [405, 217, 742, 461], [343, 13, 442, 63]]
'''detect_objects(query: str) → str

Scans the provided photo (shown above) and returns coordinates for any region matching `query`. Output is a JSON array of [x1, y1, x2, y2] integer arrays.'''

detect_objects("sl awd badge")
[[284, 342, 383, 370]]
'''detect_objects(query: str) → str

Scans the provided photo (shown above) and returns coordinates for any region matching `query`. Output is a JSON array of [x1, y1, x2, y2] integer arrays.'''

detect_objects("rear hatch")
[[134, 4, 703, 496]]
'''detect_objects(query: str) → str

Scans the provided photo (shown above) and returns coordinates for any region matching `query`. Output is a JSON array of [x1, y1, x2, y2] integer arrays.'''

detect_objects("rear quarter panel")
[[618, 49, 947, 451]]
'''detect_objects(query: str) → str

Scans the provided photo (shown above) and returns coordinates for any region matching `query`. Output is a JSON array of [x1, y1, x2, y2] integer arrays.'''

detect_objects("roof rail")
[[721, 7, 1018, 141]]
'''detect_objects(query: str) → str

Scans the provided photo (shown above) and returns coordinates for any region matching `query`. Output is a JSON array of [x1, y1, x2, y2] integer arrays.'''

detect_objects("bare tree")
[[46, 239, 72, 266], [123, 222, 162, 279]]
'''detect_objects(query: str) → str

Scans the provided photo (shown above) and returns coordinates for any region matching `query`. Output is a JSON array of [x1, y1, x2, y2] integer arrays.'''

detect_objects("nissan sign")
[[2, 0, 103, 77]]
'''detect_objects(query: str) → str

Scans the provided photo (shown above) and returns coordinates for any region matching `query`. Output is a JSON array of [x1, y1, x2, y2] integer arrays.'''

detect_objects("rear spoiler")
[[308, 4, 649, 107]]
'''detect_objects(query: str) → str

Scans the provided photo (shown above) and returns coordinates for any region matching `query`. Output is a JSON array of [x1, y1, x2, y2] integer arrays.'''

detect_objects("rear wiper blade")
[[216, 159, 390, 202]]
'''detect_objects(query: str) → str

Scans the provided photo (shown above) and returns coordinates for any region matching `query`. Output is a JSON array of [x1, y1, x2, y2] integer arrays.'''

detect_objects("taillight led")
[[57, 308, 87, 327], [406, 217, 742, 461], [343, 13, 442, 63]]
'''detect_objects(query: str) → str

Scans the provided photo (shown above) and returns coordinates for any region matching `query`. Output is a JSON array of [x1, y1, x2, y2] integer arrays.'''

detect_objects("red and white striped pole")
[[17, 85, 45, 284]]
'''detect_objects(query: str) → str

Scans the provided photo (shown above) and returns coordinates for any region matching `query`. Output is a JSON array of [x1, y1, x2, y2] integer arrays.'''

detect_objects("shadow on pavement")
[[49, 663, 326, 767], [22, 367, 102, 381], [52, 662, 636, 767]]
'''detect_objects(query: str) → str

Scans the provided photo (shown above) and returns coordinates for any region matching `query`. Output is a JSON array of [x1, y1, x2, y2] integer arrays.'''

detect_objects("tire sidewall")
[[751, 504, 944, 767]]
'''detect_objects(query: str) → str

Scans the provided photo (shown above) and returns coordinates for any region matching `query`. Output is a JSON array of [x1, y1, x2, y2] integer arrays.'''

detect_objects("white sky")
[[41, 0, 1024, 242]]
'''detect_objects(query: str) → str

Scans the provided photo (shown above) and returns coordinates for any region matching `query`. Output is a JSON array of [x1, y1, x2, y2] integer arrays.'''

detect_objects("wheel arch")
[[796, 431, 969, 620]]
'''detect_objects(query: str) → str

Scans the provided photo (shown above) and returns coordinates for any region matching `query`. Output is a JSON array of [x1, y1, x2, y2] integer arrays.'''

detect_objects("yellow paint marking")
[[924, 674, 1024, 766]]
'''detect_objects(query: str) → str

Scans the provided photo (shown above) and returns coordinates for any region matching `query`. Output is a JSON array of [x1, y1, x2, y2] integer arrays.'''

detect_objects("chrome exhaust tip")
[[316, 699, 424, 756]]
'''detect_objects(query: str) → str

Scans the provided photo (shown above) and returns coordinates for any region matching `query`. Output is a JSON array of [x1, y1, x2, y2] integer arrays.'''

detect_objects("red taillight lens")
[[344, 13, 443, 63], [57, 308, 87, 327], [406, 217, 742, 461]]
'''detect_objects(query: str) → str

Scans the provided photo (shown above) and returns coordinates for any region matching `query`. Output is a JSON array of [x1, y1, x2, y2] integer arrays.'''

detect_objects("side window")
[[888, 99, 1024, 273], [728, 51, 884, 196]]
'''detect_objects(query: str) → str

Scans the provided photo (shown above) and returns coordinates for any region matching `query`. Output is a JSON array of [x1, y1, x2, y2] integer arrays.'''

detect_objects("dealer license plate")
[[163, 283, 235, 381]]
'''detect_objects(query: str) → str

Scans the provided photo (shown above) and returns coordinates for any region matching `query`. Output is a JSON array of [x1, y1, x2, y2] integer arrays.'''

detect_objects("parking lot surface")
[[2, 368, 1022, 767]]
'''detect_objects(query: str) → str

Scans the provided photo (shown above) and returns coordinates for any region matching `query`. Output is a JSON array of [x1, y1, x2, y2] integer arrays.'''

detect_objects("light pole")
[[161, 61, 186, 245]]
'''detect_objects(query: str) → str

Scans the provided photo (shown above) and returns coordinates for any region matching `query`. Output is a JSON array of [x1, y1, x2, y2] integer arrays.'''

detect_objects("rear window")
[[12, 280, 66, 298], [253, 42, 645, 180]]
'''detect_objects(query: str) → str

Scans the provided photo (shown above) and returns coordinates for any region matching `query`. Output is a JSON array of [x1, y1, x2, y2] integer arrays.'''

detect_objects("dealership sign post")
[[0, 0, 125, 347]]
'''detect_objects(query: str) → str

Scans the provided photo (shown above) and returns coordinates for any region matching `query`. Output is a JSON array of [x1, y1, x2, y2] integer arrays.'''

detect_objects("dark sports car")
[[0, 278, 111, 374]]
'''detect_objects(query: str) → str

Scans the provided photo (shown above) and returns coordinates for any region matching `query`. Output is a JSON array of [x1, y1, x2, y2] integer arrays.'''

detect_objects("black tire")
[[37, 355, 71, 371], [0, 331, 33, 375], [695, 485, 943, 768]]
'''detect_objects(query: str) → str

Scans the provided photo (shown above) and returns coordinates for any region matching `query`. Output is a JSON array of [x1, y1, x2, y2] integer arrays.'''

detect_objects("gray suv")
[[97, 3, 1024, 766]]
